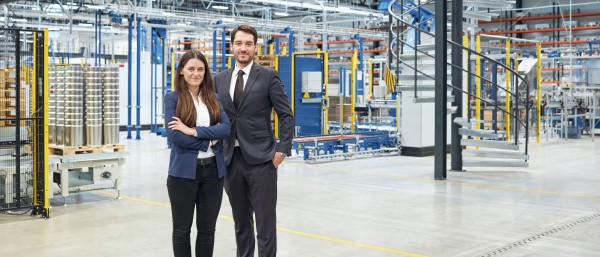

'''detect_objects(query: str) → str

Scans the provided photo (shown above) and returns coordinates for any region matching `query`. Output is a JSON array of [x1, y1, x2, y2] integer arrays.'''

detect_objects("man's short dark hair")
[[231, 25, 258, 45]]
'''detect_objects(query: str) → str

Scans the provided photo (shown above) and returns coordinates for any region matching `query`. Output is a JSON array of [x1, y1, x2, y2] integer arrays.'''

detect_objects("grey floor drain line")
[[478, 212, 600, 257]]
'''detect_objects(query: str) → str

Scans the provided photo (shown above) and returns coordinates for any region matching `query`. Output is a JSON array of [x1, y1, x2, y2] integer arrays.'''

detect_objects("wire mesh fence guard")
[[0, 28, 49, 218]]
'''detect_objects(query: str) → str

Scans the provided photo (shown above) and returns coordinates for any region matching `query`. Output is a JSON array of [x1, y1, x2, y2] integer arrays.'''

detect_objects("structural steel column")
[[136, 17, 142, 140], [15, 31, 21, 207], [450, 0, 463, 172], [221, 26, 226, 71], [536, 43, 542, 143], [98, 13, 102, 66], [434, 0, 448, 180], [213, 28, 217, 72], [475, 36, 481, 132], [127, 14, 133, 139]]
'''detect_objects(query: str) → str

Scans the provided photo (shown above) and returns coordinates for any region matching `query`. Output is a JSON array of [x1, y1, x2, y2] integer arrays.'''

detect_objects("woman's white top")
[[190, 91, 215, 159]]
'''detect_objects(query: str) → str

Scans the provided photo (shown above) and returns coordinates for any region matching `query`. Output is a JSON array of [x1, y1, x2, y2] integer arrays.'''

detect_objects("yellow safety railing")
[[478, 34, 541, 144]]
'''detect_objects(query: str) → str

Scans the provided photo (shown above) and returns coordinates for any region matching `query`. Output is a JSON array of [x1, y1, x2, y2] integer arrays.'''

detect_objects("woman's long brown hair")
[[174, 50, 220, 127]]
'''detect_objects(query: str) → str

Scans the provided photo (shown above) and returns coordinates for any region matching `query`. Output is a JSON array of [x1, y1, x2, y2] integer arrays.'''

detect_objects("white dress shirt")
[[190, 91, 215, 159], [229, 61, 254, 102]]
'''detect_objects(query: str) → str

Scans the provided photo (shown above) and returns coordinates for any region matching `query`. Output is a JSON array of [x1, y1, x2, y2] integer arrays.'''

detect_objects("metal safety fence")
[[0, 28, 49, 218]]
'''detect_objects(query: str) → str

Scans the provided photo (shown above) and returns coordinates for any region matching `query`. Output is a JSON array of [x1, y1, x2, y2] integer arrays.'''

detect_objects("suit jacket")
[[214, 63, 294, 166], [164, 91, 231, 179]]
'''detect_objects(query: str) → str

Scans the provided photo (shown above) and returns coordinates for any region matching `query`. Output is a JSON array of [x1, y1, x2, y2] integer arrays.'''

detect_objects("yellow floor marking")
[[92, 190, 426, 256], [295, 164, 600, 200], [277, 227, 428, 257]]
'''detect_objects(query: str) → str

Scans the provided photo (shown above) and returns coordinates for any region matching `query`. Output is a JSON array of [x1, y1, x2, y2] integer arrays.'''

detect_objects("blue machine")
[[589, 40, 600, 56], [148, 19, 167, 65], [294, 57, 324, 136], [548, 50, 561, 58], [148, 19, 168, 136], [292, 132, 399, 161], [108, 11, 122, 24], [378, 0, 435, 50]]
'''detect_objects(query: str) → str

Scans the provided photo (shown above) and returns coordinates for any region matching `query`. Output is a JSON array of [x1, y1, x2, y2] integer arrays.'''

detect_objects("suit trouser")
[[167, 163, 224, 257], [224, 150, 278, 257]]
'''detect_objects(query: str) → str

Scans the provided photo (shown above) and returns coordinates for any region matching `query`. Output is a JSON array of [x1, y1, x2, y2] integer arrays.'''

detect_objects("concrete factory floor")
[[1, 131, 600, 257]]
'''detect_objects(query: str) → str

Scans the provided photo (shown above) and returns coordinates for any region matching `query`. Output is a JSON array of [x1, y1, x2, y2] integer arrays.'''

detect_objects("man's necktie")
[[233, 70, 245, 109]]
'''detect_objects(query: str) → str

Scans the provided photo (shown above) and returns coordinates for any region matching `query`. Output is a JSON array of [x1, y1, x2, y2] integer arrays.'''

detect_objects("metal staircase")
[[455, 117, 529, 168], [386, 0, 532, 173]]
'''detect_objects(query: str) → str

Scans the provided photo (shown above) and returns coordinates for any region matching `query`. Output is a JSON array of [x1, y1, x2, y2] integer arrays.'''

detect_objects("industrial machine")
[[292, 132, 400, 161]]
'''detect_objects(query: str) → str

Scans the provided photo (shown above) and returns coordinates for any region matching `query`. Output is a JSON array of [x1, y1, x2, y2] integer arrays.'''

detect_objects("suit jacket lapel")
[[220, 68, 235, 110], [239, 63, 260, 109]]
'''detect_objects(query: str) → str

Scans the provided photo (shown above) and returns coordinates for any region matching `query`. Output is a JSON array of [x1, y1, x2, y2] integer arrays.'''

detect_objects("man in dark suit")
[[214, 25, 294, 257]]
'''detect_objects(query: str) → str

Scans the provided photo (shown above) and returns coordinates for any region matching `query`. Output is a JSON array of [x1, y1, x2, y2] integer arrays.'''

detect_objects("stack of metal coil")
[[63, 66, 83, 146], [85, 67, 103, 146], [48, 68, 56, 145], [102, 66, 119, 144], [54, 66, 65, 145]]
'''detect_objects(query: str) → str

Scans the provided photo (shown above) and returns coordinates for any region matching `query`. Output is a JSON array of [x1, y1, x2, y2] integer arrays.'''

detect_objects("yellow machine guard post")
[[43, 29, 50, 213], [464, 35, 469, 144], [350, 50, 357, 133], [268, 45, 280, 138], [32, 31, 37, 205], [514, 52, 519, 140], [368, 58, 373, 101]]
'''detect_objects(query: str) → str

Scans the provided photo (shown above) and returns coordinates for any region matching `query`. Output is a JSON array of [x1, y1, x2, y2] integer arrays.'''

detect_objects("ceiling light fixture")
[[212, 5, 229, 10], [274, 12, 289, 17], [242, 0, 384, 18], [86, 5, 105, 10], [12, 18, 27, 23], [46, 12, 64, 17]]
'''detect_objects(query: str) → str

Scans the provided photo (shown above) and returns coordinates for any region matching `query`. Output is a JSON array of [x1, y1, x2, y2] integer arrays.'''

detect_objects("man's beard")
[[236, 52, 252, 64], [237, 56, 251, 64]]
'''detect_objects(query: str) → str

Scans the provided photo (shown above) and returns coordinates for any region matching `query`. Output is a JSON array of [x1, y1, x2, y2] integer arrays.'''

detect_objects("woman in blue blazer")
[[164, 50, 230, 257]]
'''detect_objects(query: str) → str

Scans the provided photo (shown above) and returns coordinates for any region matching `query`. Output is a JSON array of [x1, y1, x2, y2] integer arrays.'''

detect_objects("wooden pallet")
[[49, 144, 125, 155], [0, 119, 28, 127]]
